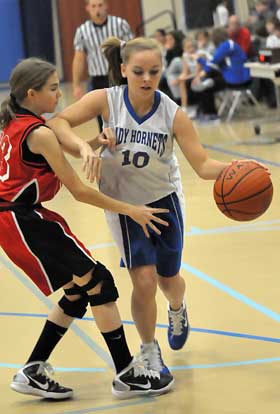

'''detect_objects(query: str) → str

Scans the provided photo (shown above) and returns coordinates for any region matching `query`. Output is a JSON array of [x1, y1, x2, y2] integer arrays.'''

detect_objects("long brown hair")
[[101, 36, 162, 86], [0, 58, 56, 128]]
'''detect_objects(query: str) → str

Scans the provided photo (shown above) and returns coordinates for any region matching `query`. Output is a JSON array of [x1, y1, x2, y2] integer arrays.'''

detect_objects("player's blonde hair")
[[101, 37, 162, 85], [0, 58, 56, 128]]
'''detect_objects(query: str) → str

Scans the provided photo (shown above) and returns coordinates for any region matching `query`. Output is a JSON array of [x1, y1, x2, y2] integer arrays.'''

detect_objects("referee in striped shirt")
[[73, 0, 133, 131]]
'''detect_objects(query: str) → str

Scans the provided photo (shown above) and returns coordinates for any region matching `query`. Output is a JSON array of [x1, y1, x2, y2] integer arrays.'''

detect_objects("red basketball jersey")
[[0, 109, 61, 203]]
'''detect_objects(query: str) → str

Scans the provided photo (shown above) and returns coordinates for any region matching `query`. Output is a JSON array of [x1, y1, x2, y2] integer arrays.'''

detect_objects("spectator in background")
[[247, 0, 274, 37], [153, 29, 167, 48], [265, 17, 278, 37], [250, 16, 278, 107], [266, 19, 280, 48], [274, 0, 280, 22], [213, 1, 230, 27], [191, 28, 250, 120], [72, 0, 133, 131], [227, 15, 252, 56], [153, 28, 171, 99], [270, 0, 280, 13], [196, 30, 215, 58], [197, 27, 250, 87], [163, 30, 185, 104], [153, 29, 167, 70], [179, 38, 199, 114]]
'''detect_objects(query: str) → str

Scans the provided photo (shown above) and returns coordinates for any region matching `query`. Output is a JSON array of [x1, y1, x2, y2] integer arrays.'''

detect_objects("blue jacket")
[[197, 40, 250, 85]]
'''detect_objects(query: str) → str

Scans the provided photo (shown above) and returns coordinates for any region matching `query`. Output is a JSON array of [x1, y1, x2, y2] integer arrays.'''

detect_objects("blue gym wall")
[[0, 0, 24, 82]]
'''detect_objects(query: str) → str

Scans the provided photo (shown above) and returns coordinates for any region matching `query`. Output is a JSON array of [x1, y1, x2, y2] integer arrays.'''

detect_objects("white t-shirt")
[[266, 34, 280, 48], [214, 5, 229, 27]]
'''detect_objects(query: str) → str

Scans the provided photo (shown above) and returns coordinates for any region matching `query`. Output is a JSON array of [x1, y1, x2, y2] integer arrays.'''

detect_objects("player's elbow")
[[71, 185, 87, 202], [196, 168, 209, 180]]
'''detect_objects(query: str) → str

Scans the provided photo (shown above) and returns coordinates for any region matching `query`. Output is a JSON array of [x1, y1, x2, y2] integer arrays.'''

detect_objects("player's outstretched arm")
[[173, 108, 229, 180], [48, 89, 109, 179], [27, 127, 169, 237]]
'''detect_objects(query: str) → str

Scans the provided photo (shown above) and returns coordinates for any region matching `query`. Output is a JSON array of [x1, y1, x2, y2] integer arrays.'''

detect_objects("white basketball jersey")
[[100, 85, 183, 204]]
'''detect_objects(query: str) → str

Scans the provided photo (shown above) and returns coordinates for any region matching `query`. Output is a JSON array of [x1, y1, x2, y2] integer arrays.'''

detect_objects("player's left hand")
[[80, 142, 101, 183], [232, 159, 271, 175]]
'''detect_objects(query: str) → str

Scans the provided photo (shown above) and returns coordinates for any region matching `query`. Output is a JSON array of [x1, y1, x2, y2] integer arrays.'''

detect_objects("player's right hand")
[[128, 206, 169, 238], [79, 141, 101, 183]]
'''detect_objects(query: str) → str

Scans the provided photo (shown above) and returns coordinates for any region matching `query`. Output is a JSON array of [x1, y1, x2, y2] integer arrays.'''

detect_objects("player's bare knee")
[[77, 262, 119, 307], [133, 275, 157, 298]]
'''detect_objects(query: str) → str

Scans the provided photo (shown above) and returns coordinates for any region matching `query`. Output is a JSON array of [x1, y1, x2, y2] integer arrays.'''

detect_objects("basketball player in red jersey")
[[0, 58, 174, 401]]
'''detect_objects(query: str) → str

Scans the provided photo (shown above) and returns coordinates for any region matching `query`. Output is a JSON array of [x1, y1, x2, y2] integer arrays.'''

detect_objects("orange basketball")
[[213, 160, 273, 221]]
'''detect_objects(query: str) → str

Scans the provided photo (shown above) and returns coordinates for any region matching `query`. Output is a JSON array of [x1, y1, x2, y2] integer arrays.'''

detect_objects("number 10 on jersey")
[[121, 150, 150, 169]]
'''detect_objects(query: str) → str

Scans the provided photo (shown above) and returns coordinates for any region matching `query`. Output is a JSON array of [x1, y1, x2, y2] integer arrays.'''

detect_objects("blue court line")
[[186, 220, 280, 236], [0, 363, 105, 372], [204, 143, 280, 168], [2, 241, 280, 379], [189, 327, 280, 343], [1, 311, 280, 344], [169, 357, 280, 371], [182, 262, 280, 323], [2, 357, 280, 373], [86, 220, 280, 252], [0, 254, 113, 368], [42, 398, 155, 414]]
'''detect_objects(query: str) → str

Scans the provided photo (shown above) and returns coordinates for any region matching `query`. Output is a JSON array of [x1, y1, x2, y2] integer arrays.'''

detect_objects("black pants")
[[90, 75, 110, 132], [192, 70, 226, 115]]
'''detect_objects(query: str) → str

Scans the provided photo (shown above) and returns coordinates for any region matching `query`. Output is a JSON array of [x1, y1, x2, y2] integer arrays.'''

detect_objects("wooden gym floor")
[[0, 85, 280, 414]]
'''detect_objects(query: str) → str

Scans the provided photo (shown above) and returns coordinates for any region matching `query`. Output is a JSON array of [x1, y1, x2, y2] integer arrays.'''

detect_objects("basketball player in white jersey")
[[49, 37, 230, 382]]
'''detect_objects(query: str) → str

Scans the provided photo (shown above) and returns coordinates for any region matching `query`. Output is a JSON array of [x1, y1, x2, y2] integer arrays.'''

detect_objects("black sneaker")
[[112, 356, 174, 399], [10, 361, 73, 400]]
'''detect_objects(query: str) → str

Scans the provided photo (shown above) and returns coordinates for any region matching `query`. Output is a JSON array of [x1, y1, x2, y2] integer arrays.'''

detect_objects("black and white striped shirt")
[[74, 15, 133, 77]]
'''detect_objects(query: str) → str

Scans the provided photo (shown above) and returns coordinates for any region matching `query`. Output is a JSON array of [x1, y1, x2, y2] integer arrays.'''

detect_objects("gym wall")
[[0, 0, 24, 83]]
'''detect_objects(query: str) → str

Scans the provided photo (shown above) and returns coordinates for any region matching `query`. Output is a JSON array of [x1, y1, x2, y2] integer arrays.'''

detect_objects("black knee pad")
[[58, 285, 88, 318], [80, 261, 119, 306]]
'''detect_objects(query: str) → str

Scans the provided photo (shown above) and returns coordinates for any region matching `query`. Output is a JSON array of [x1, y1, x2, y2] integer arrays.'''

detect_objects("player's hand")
[[97, 127, 116, 151], [128, 206, 169, 238], [232, 159, 271, 175], [80, 142, 101, 183]]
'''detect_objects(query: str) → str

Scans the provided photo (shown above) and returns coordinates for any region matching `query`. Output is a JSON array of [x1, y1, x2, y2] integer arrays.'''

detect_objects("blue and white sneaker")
[[168, 301, 189, 350], [141, 340, 173, 378]]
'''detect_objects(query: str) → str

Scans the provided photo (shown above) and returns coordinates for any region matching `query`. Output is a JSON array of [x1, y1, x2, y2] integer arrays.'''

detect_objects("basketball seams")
[[220, 164, 233, 218], [214, 160, 273, 221], [215, 182, 272, 206], [222, 166, 263, 197], [214, 164, 231, 198], [219, 165, 264, 198]]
